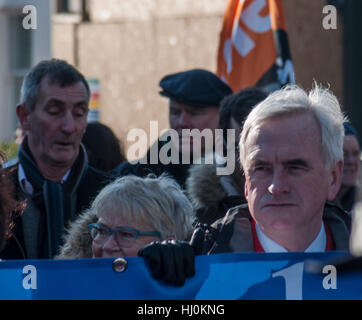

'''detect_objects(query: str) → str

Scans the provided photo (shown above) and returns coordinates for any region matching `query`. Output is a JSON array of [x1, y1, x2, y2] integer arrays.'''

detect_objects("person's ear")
[[327, 160, 343, 201], [244, 180, 249, 201], [16, 104, 31, 132]]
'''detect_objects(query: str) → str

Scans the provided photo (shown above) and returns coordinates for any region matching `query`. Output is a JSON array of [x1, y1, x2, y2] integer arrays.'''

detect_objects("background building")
[[0, 0, 51, 141], [1, 0, 361, 161]]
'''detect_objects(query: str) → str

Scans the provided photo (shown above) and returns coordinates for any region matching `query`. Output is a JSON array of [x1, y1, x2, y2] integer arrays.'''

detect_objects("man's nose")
[[177, 111, 193, 129], [61, 111, 76, 134], [268, 169, 290, 195]]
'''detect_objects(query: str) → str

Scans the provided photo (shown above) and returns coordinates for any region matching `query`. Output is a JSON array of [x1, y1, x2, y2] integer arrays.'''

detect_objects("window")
[[56, 0, 82, 14], [8, 14, 33, 130], [55, 0, 89, 22], [8, 15, 32, 70]]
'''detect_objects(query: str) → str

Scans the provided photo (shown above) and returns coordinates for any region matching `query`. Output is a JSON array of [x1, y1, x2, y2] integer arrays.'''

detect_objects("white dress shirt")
[[255, 222, 327, 253]]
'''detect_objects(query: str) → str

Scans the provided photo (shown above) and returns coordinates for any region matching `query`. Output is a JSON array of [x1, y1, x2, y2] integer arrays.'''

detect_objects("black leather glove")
[[138, 224, 216, 286], [138, 240, 196, 286]]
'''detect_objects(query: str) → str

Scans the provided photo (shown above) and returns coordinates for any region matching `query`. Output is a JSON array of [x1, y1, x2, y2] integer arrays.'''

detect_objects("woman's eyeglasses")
[[89, 223, 161, 248]]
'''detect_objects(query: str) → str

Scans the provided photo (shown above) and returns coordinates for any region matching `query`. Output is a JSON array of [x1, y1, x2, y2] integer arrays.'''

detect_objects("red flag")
[[217, 0, 295, 92]]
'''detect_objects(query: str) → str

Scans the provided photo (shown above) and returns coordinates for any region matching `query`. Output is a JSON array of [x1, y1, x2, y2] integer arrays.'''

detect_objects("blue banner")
[[0, 251, 361, 300]]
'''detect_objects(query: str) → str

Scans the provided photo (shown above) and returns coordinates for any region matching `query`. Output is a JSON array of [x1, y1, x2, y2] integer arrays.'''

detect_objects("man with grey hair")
[[0, 59, 112, 260], [234, 84, 349, 252], [139, 84, 351, 285]]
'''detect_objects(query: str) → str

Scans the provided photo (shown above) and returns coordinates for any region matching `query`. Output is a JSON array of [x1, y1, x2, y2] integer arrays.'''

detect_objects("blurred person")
[[56, 174, 195, 258], [0, 151, 23, 253], [316, 138, 362, 274], [312, 188, 362, 277], [1, 126, 25, 169], [0, 59, 112, 260], [186, 87, 267, 224], [138, 84, 351, 286], [349, 197, 362, 258], [82, 122, 126, 172], [116, 69, 232, 189], [336, 122, 361, 214]]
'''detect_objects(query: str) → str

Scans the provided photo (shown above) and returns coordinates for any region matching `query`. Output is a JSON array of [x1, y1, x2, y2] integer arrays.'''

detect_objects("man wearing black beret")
[[159, 69, 233, 108], [116, 69, 232, 189]]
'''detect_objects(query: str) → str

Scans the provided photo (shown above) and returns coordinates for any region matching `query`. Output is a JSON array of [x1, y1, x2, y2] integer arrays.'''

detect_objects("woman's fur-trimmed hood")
[[186, 153, 245, 224], [186, 161, 227, 213], [56, 210, 98, 259]]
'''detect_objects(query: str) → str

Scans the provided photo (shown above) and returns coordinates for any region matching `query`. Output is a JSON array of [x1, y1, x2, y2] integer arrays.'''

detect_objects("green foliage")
[[0, 141, 19, 161]]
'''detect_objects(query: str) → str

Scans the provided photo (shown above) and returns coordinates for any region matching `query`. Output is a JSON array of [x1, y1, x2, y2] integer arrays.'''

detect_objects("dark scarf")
[[18, 139, 88, 258]]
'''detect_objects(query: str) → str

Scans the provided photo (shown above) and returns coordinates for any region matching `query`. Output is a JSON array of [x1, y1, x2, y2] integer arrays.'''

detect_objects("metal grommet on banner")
[[112, 257, 128, 273]]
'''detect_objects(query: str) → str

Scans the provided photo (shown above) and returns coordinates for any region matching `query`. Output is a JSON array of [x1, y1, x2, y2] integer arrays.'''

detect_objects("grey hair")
[[239, 84, 346, 170], [20, 58, 90, 111], [89, 174, 195, 240]]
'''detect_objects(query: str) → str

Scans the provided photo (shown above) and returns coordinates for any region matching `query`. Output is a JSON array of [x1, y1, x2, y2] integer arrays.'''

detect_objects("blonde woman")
[[57, 174, 195, 259]]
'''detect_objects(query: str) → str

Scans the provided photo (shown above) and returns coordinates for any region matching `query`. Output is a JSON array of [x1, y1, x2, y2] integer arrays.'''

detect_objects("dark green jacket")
[[198, 202, 351, 254]]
